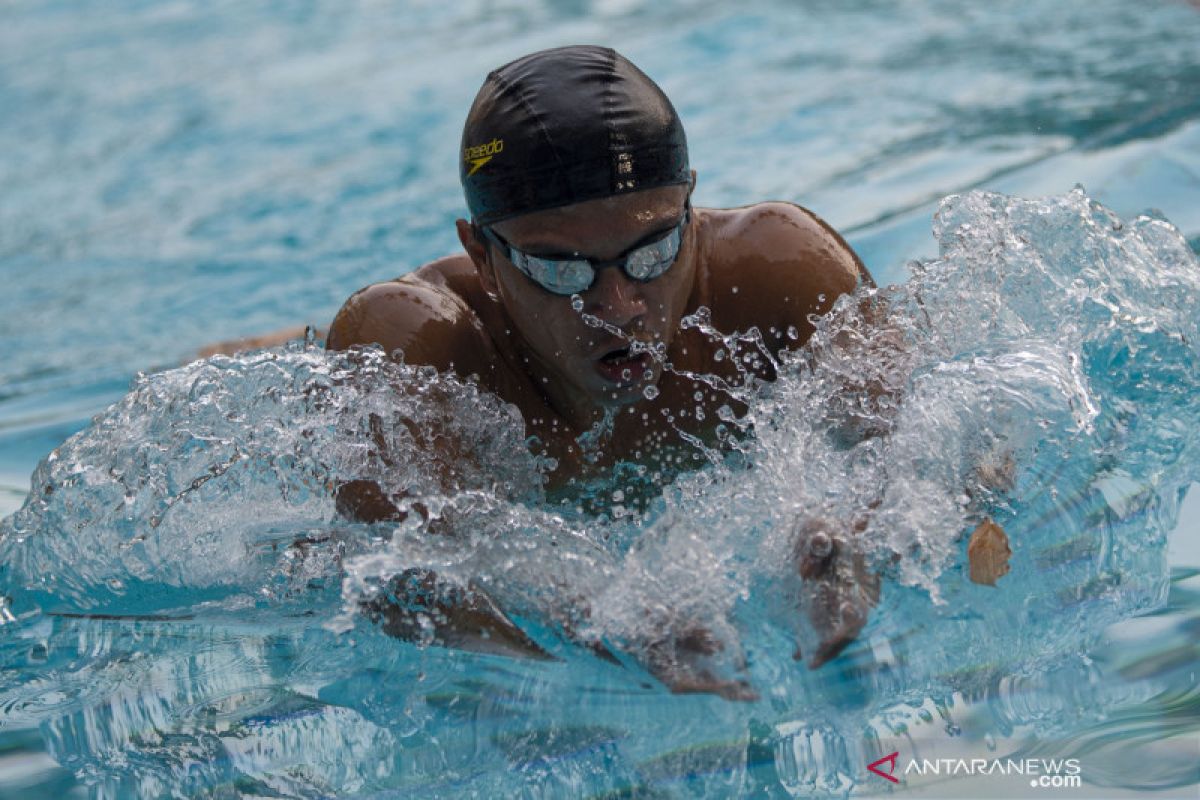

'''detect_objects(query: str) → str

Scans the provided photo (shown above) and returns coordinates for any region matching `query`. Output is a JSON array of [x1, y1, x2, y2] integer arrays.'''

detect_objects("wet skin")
[[328, 182, 871, 488], [323, 182, 880, 693]]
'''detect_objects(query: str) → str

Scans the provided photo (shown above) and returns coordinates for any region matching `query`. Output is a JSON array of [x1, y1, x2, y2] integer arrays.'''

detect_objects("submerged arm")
[[787, 280, 1016, 665], [326, 276, 500, 520], [714, 202, 887, 666], [722, 202, 1011, 666], [323, 277, 553, 659]]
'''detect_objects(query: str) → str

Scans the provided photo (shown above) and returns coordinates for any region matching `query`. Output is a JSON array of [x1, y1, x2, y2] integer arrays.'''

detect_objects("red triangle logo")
[[868, 751, 900, 783]]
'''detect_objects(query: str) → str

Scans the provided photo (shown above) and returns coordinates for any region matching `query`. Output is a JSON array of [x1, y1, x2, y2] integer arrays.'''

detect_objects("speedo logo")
[[464, 138, 504, 176]]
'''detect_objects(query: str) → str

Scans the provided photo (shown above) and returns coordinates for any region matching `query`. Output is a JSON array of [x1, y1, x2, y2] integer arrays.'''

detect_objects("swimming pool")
[[2, 1, 1199, 797]]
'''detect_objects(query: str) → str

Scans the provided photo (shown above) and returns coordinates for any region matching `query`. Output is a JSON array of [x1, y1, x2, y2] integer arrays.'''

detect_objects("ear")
[[456, 218, 500, 299], [688, 169, 698, 196]]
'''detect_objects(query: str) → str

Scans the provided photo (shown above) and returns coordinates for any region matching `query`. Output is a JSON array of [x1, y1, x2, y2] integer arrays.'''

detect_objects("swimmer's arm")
[[326, 277, 495, 521], [722, 207, 1014, 662], [327, 277, 490, 370], [787, 308, 1017, 665], [362, 569, 552, 661], [720, 205, 903, 440], [715, 202, 901, 437], [770, 204, 873, 353], [713, 202, 870, 360], [717, 205, 893, 665], [323, 280, 556, 659]]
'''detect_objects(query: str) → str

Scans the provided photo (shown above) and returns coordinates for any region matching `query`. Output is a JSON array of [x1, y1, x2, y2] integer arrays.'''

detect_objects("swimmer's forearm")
[[808, 295, 913, 444], [331, 482, 553, 657], [363, 569, 552, 660], [335, 479, 406, 523]]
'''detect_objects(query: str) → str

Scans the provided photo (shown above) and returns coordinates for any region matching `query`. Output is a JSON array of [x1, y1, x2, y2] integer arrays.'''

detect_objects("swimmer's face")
[[462, 183, 696, 417]]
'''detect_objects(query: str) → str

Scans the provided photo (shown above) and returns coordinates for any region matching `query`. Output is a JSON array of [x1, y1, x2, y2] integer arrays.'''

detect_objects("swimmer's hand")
[[791, 518, 881, 668], [547, 597, 757, 702], [363, 569, 553, 661], [639, 622, 759, 702]]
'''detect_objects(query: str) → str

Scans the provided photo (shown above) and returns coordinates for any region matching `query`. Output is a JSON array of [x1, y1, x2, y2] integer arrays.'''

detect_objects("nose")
[[584, 265, 647, 328]]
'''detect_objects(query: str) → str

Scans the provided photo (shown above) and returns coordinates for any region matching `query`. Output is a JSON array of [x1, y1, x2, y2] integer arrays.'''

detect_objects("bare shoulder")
[[327, 256, 494, 377], [703, 202, 872, 348]]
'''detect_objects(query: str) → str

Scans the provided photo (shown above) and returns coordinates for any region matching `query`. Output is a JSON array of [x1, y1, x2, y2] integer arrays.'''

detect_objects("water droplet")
[[642, 385, 660, 400], [570, 294, 583, 312], [714, 349, 725, 361], [786, 326, 799, 340]]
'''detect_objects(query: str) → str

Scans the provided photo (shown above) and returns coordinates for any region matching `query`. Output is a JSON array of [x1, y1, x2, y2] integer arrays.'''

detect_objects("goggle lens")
[[515, 254, 595, 295], [483, 205, 689, 296]]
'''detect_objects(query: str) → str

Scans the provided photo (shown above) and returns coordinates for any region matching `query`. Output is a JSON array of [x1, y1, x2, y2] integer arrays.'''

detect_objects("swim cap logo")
[[465, 138, 504, 177]]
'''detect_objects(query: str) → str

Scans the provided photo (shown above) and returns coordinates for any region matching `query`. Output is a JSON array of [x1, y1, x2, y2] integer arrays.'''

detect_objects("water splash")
[[0, 345, 542, 614], [0, 189, 1198, 796]]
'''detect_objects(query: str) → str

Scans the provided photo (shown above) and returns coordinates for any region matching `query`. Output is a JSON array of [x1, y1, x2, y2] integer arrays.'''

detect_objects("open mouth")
[[594, 344, 654, 385], [600, 346, 636, 365]]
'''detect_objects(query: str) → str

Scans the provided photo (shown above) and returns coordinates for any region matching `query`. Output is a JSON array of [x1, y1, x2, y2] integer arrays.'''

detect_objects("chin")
[[598, 386, 644, 408], [592, 371, 661, 408]]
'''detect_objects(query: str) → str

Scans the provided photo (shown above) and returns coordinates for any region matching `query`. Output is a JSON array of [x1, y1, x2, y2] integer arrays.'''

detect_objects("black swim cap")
[[461, 45, 690, 225]]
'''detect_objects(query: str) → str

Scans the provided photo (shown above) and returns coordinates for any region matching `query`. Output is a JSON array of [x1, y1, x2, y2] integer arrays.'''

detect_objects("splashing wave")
[[1, 189, 1197, 723]]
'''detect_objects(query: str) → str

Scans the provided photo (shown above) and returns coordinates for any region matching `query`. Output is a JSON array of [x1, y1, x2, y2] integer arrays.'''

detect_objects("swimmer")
[[214, 46, 887, 696], [331, 45, 869, 485]]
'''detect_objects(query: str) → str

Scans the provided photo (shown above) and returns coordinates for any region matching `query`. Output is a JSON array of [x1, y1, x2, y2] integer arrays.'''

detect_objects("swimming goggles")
[[477, 203, 690, 296]]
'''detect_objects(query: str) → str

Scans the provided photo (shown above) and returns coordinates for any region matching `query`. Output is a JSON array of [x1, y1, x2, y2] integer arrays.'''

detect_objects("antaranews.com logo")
[[868, 751, 1083, 791]]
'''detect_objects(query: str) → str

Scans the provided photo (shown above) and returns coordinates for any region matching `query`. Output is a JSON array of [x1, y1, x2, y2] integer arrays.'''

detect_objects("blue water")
[[2, 1, 1200, 798]]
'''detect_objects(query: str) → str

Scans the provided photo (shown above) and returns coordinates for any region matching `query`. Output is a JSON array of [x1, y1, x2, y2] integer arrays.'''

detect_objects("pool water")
[[2, 1, 1199, 798]]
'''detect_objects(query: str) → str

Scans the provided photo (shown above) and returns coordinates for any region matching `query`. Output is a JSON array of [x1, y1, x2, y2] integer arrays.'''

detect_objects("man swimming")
[[213, 46, 882, 696], [321, 46, 880, 689], [330, 45, 869, 497]]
